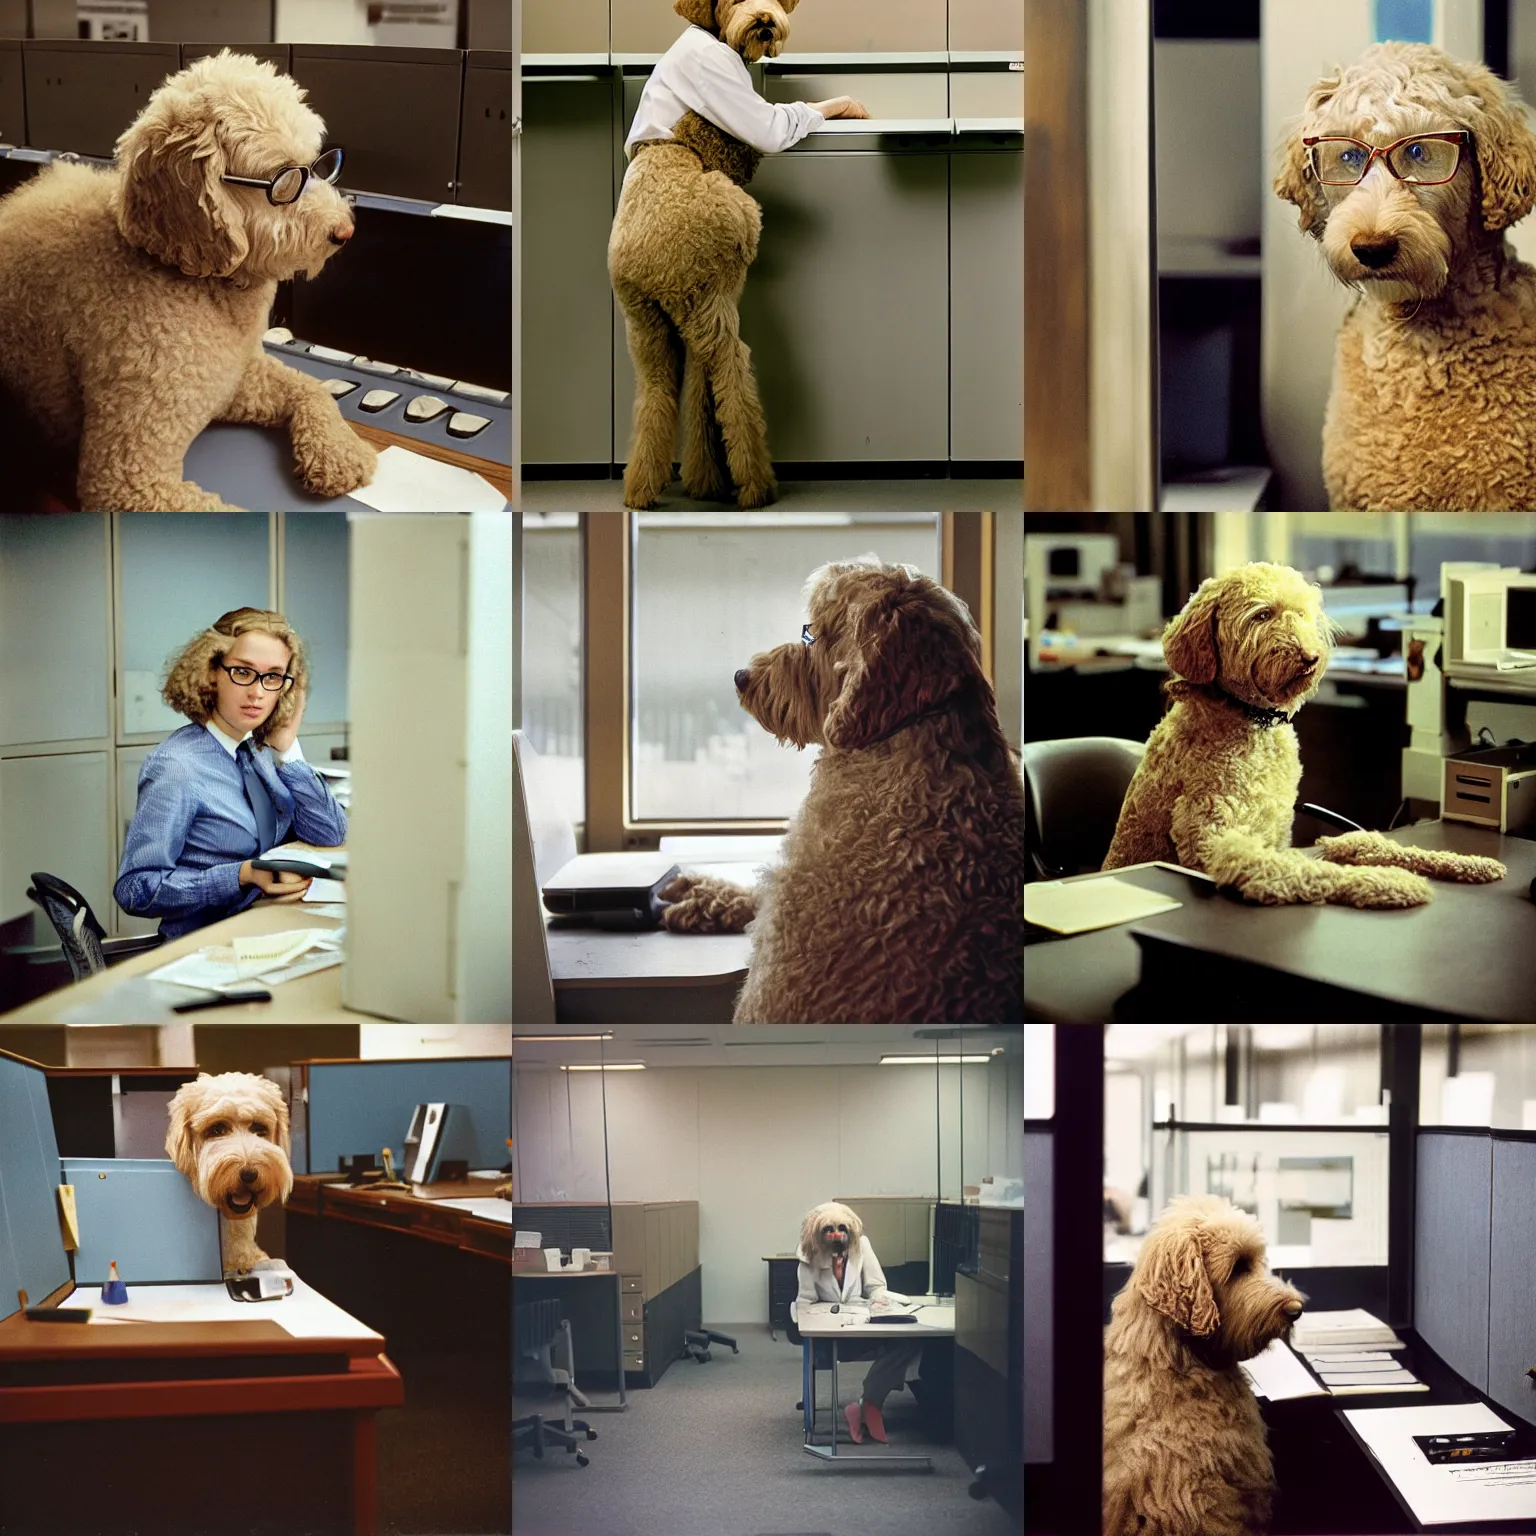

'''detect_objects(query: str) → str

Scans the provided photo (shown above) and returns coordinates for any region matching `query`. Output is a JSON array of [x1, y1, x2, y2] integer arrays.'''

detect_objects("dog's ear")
[[1462, 64, 1536, 232], [1135, 1219, 1220, 1337], [780, 0, 801, 11], [1162, 578, 1223, 686], [112, 98, 248, 278], [673, 0, 718, 30], [262, 1080, 292, 1161], [1274, 70, 1340, 236], [823, 586, 987, 751], [165, 1082, 200, 1174], [798, 1206, 823, 1260]]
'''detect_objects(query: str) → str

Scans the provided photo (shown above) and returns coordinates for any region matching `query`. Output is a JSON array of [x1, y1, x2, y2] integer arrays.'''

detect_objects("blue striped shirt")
[[114, 722, 349, 939]]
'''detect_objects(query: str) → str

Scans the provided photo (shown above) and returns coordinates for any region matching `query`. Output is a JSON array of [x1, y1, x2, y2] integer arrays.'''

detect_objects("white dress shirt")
[[624, 24, 823, 160], [795, 1239, 891, 1309], [204, 717, 306, 764]]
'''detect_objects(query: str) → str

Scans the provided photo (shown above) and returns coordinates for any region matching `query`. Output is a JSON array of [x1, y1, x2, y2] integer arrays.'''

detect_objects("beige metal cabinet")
[[949, 0, 1026, 52], [522, 78, 618, 466], [951, 142, 1023, 462], [765, 70, 949, 117], [611, 0, 691, 55], [1, 752, 111, 940], [787, 0, 948, 53], [524, 0, 609, 54]]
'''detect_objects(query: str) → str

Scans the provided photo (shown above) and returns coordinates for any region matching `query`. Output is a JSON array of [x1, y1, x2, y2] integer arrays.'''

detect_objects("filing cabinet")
[[787, 0, 949, 53], [949, 0, 1026, 52], [524, 0, 609, 55]]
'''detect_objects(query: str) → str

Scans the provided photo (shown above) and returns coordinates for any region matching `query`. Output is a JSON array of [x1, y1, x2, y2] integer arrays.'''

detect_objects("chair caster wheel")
[[796, 1399, 804, 1410], [576, 1452, 590, 1468], [968, 1466, 990, 1500], [585, 1428, 598, 1440]]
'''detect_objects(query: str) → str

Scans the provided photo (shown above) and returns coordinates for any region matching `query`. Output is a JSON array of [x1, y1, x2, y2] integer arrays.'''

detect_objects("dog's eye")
[[1230, 1257, 1251, 1279], [251, 1124, 269, 1138], [1254, 609, 1274, 622], [206, 1121, 229, 1137]]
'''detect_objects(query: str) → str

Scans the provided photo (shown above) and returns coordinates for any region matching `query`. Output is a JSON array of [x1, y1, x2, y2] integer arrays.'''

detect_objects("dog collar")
[[1220, 690, 1291, 729]]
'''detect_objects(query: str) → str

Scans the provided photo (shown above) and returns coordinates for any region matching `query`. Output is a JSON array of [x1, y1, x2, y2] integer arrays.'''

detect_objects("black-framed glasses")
[[218, 663, 293, 692], [1303, 131, 1469, 187], [221, 146, 344, 206], [802, 624, 815, 647]]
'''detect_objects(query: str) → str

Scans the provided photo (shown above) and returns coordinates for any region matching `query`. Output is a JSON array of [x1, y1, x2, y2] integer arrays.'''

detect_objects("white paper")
[[433, 1198, 512, 1224], [302, 877, 347, 904], [346, 445, 506, 512], [147, 926, 343, 990], [75, 1278, 380, 1340], [1024, 876, 1182, 935], [514, 1231, 543, 1248], [1240, 1338, 1328, 1402], [1343, 1403, 1536, 1523]]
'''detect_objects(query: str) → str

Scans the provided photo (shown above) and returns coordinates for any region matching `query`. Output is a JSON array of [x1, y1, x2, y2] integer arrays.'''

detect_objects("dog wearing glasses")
[[166, 1072, 294, 1277], [0, 49, 376, 511], [658, 556, 1024, 1022], [1277, 42, 1536, 509]]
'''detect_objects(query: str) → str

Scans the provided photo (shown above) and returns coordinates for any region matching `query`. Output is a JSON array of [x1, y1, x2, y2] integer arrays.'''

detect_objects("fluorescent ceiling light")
[[560, 1063, 646, 1072], [516, 1033, 614, 1042], [880, 1054, 993, 1065]]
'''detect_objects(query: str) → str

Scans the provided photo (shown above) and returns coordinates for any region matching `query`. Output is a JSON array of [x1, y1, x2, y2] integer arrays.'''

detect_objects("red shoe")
[[863, 1401, 888, 1443], [843, 1400, 864, 1444]]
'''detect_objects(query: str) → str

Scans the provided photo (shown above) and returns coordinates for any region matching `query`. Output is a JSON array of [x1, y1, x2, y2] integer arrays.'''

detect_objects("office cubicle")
[[0, 1047, 70, 1316]]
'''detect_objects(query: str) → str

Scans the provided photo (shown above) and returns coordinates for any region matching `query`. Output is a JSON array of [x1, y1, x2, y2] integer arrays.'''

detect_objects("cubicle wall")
[[304, 1057, 511, 1174], [1413, 1128, 1536, 1423], [1024, 1126, 1051, 1464], [522, 0, 1023, 473], [0, 1050, 70, 1319]]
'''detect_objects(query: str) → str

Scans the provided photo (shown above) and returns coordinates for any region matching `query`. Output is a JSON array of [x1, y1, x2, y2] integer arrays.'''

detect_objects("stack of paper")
[[1289, 1309, 1425, 1393], [1291, 1308, 1403, 1350]]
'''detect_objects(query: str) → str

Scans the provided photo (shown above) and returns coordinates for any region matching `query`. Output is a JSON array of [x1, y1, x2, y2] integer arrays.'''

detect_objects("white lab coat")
[[795, 1238, 890, 1309], [623, 24, 824, 160]]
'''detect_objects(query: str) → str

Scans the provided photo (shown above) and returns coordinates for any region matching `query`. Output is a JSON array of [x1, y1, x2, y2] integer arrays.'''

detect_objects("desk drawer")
[[621, 1325, 645, 1353], [623, 1351, 646, 1372], [621, 1296, 645, 1323], [620, 1274, 643, 1295]]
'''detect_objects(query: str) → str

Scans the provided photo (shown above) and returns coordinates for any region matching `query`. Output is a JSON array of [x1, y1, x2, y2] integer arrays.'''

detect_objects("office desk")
[[512, 1267, 629, 1409], [1, 844, 382, 1023], [763, 1253, 799, 1340], [797, 1299, 955, 1471], [0, 1279, 402, 1536], [1026, 823, 1536, 1022], [288, 1175, 511, 1266]]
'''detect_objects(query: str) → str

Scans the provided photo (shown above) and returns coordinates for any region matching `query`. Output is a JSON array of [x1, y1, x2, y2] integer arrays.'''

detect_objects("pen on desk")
[[171, 989, 273, 1014]]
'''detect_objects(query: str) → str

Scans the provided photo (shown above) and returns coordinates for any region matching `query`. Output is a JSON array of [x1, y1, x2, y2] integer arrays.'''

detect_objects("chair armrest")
[[100, 934, 165, 965]]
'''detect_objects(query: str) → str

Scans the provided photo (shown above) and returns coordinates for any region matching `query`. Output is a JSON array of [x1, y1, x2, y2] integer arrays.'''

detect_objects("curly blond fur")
[[608, 1, 809, 512], [166, 1071, 293, 1275], [161, 607, 309, 751], [0, 49, 377, 511], [798, 1201, 865, 1263], [1275, 42, 1536, 508], [1103, 562, 1506, 906], [660, 556, 1024, 1022], [1104, 1196, 1306, 1536]]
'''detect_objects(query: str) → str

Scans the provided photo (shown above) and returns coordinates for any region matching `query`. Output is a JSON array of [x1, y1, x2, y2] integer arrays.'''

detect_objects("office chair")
[[681, 1327, 739, 1363], [25, 872, 164, 982], [514, 1299, 597, 1468], [1022, 737, 1146, 881]]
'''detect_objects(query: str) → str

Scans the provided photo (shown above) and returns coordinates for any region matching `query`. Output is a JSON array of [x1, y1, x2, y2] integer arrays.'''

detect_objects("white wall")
[[513, 1061, 1023, 1324], [359, 1025, 511, 1058]]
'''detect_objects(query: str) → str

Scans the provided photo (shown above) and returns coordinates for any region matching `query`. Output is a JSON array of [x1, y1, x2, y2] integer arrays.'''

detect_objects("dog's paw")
[[1435, 852, 1507, 884], [736, 477, 778, 510], [292, 421, 378, 500], [1340, 866, 1433, 909], [681, 466, 733, 502], [659, 873, 756, 934]]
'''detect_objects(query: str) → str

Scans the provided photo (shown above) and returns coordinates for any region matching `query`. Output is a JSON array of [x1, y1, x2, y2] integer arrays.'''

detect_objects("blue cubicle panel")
[[1024, 1129, 1052, 1465], [1488, 1138, 1536, 1425], [306, 1059, 511, 1174], [0, 1054, 71, 1319], [62, 1159, 222, 1286], [1415, 1131, 1493, 1393]]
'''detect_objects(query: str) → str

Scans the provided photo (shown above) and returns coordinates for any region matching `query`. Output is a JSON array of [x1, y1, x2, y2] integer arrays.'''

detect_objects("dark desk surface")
[[1026, 824, 1536, 1023], [1266, 1331, 1536, 1535], [290, 1174, 511, 1266]]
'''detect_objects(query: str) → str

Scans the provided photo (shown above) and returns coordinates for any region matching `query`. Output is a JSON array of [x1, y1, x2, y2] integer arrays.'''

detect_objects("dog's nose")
[[1300, 652, 1319, 669], [329, 219, 354, 246], [239, 1167, 258, 1185], [734, 669, 750, 691], [1283, 1300, 1303, 1320], [1351, 235, 1399, 269]]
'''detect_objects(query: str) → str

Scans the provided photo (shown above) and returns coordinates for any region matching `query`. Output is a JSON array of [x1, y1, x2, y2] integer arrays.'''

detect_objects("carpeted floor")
[[518, 479, 1024, 514], [512, 1325, 1019, 1536]]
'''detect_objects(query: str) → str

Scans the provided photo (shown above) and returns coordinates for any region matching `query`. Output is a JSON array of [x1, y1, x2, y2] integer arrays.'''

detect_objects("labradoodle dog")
[[1276, 42, 1536, 509], [166, 1071, 294, 1276], [608, 1, 868, 510], [0, 49, 377, 512], [1104, 1196, 1306, 1536], [659, 556, 1025, 1022], [1102, 561, 1505, 906]]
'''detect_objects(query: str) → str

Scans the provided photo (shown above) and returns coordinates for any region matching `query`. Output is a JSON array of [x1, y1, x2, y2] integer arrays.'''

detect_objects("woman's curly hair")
[[161, 607, 309, 749]]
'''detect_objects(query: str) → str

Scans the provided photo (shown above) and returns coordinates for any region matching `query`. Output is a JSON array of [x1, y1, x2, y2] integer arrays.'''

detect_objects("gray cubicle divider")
[[62, 1158, 222, 1286], [1024, 1127, 1052, 1465], [1489, 1138, 1536, 1425], [306, 1058, 511, 1174], [1415, 1130, 1493, 1393], [0, 1053, 71, 1319]]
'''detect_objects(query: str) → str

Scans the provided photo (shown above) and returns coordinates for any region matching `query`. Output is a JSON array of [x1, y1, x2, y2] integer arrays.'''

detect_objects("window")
[[630, 513, 942, 822], [520, 513, 584, 831]]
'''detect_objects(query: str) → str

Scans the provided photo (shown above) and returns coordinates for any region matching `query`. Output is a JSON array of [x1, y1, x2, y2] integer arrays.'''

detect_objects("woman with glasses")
[[114, 607, 347, 938]]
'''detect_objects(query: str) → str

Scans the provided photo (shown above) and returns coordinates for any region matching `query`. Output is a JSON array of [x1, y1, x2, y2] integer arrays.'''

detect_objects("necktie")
[[236, 740, 277, 854]]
